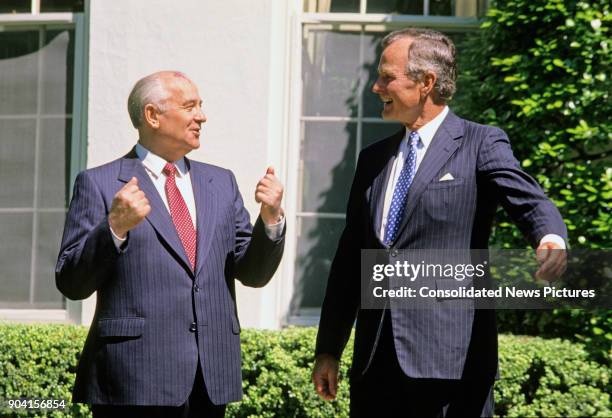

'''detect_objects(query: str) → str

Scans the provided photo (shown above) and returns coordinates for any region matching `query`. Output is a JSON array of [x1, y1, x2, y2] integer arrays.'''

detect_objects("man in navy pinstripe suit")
[[56, 71, 285, 417], [312, 28, 567, 417]]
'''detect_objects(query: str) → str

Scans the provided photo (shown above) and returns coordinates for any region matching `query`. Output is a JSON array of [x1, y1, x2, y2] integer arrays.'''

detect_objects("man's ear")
[[420, 72, 437, 99], [143, 104, 161, 129]]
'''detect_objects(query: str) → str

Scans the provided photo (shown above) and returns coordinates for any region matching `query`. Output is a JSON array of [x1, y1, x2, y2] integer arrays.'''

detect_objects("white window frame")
[[0, 1, 89, 324]]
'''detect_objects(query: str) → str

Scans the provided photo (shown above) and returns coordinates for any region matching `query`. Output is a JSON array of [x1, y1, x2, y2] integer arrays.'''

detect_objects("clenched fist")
[[108, 177, 151, 238], [255, 167, 284, 225]]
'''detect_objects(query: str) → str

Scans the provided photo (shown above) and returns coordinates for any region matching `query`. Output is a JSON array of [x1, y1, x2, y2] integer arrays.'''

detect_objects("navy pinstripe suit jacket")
[[56, 149, 284, 406], [315, 110, 566, 381]]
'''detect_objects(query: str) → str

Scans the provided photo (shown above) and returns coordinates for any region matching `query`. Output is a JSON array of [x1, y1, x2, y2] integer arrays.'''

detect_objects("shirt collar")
[[404, 105, 449, 149], [135, 142, 189, 178]]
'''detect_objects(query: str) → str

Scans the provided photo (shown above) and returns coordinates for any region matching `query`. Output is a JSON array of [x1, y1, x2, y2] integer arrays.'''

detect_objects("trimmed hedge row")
[[0, 324, 609, 417]]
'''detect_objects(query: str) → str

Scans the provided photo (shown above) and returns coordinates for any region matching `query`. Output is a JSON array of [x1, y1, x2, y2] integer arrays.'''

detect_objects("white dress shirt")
[[379, 106, 449, 239], [111, 143, 284, 248], [377, 107, 565, 249], [136, 143, 197, 226]]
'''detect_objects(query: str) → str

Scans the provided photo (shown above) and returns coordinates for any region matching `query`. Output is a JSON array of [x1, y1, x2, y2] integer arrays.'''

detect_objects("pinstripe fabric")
[[316, 111, 567, 383], [55, 148, 285, 406]]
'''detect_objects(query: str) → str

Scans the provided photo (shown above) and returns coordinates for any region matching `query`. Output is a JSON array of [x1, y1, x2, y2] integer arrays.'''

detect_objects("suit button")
[[391, 249, 398, 257], [189, 322, 197, 332], [193, 285, 200, 292]]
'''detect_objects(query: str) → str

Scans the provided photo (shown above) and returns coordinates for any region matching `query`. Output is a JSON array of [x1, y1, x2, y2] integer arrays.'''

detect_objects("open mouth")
[[381, 98, 393, 105]]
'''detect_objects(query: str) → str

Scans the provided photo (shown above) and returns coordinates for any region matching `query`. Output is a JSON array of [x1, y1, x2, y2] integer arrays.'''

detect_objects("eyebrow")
[[182, 99, 203, 106]]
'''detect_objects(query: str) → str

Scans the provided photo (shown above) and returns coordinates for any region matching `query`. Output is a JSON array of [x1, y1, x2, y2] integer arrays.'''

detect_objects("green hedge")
[[0, 324, 609, 417]]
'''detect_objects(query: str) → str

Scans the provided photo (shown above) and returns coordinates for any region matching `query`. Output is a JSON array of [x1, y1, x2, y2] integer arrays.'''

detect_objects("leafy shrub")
[[0, 324, 609, 417], [0, 324, 90, 417], [497, 335, 610, 417], [497, 309, 611, 364]]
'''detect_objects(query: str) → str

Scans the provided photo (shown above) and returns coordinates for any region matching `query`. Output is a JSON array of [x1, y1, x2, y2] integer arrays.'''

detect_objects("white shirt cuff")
[[109, 226, 127, 250], [539, 234, 566, 249], [264, 215, 285, 240]]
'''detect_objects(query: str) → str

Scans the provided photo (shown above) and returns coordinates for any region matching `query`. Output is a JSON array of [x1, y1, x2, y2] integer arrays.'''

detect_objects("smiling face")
[[372, 37, 424, 127], [154, 77, 206, 159], [140, 74, 207, 162]]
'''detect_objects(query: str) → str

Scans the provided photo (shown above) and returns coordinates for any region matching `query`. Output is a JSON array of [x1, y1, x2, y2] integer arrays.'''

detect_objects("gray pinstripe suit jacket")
[[56, 149, 285, 406], [315, 110, 566, 381]]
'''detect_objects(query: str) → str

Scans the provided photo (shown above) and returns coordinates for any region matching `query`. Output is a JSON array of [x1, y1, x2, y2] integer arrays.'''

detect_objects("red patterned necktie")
[[163, 163, 197, 269]]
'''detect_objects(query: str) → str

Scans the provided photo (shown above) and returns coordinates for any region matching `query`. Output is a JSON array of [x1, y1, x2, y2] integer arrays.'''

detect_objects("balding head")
[[127, 71, 192, 128]]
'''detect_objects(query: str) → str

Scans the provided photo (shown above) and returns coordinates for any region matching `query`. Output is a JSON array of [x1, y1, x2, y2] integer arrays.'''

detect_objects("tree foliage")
[[454, 0, 611, 249]]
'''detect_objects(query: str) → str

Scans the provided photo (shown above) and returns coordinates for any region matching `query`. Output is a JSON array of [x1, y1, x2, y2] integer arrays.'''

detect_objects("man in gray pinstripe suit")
[[56, 71, 285, 417], [312, 28, 567, 417]]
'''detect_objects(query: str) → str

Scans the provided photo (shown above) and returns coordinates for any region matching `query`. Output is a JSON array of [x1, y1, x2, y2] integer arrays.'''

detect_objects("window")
[[0, 1, 84, 14], [291, 0, 482, 320], [0, 3, 84, 311], [304, 0, 485, 17]]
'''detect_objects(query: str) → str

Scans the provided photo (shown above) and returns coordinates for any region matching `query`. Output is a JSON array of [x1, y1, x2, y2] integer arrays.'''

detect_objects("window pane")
[[40, 0, 84, 12], [0, 1, 31, 13], [362, 122, 403, 149], [304, 0, 360, 13], [293, 217, 345, 309], [0, 31, 39, 115], [39, 118, 69, 208], [0, 27, 74, 310], [452, 0, 479, 17], [362, 31, 386, 118], [367, 0, 423, 14], [303, 30, 362, 117], [0, 214, 33, 307], [430, 0, 452, 16], [34, 212, 65, 308], [42, 30, 74, 115], [0, 119, 36, 207], [301, 122, 357, 213]]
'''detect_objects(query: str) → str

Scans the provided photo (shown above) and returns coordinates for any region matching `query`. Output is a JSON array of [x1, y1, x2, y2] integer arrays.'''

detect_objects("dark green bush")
[[0, 324, 609, 417], [497, 309, 611, 364], [0, 324, 90, 418], [497, 334, 610, 417]]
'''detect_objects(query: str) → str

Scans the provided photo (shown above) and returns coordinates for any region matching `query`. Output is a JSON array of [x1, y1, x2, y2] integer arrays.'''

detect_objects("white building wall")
[[84, 0, 297, 329]]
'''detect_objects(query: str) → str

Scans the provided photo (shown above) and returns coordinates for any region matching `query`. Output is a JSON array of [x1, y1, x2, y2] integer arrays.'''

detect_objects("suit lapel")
[[369, 130, 404, 243], [392, 111, 464, 244], [190, 161, 218, 276], [118, 149, 193, 274]]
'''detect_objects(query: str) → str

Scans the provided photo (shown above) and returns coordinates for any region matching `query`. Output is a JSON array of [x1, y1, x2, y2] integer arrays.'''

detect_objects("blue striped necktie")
[[383, 131, 420, 246]]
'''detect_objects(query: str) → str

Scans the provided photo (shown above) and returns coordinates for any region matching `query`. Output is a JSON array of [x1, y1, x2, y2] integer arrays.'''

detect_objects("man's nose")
[[195, 110, 206, 123], [372, 78, 382, 94]]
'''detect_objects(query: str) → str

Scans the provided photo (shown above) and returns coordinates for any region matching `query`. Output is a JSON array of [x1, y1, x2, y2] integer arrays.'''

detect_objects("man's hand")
[[535, 241, 567, 282], [312, 353, 339, 401], [108, 177, 151, 238], [255, 166, 284, 225]]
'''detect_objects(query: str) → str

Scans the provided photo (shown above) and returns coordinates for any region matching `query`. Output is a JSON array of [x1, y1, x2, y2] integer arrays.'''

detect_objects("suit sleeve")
[[315, 151, 366, 360], [477, 127, 567, 246], [55, 171, 122, 300], [231, 171, 285, 288]]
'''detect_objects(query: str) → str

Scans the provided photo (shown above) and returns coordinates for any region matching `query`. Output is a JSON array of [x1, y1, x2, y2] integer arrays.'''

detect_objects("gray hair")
[[381, 28, 457, 103], [127, 71, 190, 128]]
